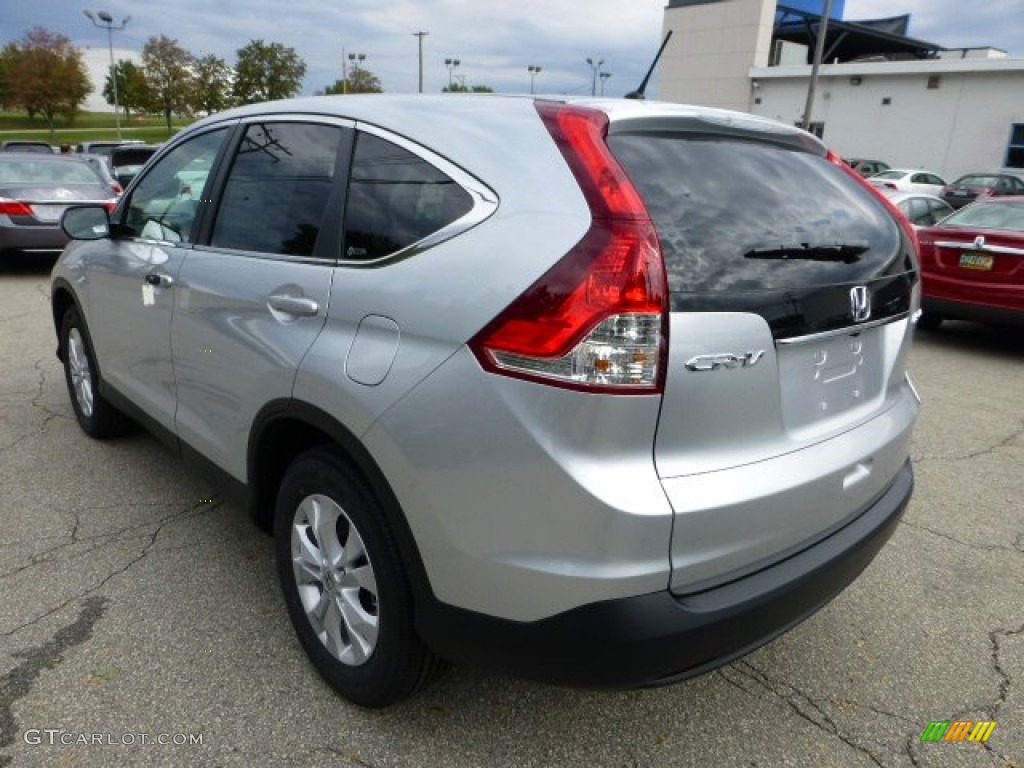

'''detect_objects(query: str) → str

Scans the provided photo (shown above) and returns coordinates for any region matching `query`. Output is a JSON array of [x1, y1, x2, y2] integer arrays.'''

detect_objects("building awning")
[[774, 4, 944, 62]]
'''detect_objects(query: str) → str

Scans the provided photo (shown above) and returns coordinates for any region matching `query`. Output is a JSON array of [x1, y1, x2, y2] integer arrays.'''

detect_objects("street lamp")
[[599, 71, 612, 96], [348, 52, 366, 92], [412, 31, 428, 93], [586, 56, 604, 97], [527, 64, 542, 94], [83, 9, 130, 140], [445, 57, 461, 90]]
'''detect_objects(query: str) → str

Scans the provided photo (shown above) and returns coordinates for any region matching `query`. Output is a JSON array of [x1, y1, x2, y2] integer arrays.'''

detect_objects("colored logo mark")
[[920, 720, 996, 743]]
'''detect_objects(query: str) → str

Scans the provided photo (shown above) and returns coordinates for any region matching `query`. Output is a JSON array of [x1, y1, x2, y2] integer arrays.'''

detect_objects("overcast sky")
[[4, 1, 1022, 99]]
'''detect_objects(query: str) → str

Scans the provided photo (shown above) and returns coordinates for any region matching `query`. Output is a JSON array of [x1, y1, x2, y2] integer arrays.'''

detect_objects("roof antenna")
[[625, 30, 672, 100]]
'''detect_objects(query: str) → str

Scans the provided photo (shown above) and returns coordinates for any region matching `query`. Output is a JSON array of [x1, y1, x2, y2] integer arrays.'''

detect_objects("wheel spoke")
[[339, 589, 379, 664], [323, 596, 348, 659], [339, 522, 366, 569], [310, 496, 344, 565], [340, 564, 376, 596], [292, 527, 322, 584]]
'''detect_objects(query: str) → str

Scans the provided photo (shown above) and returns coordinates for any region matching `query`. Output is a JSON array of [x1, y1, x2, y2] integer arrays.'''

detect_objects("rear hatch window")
[[607, 133, 915, 339]]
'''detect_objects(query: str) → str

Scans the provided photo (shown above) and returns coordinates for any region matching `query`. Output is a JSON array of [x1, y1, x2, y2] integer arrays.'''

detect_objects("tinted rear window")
[[607, 134, 901, 294]]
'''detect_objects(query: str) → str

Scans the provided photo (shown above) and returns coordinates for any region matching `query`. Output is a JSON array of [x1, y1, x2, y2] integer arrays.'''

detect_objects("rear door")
[[171, 119, 351, 480], [608, 123, 918, 591]]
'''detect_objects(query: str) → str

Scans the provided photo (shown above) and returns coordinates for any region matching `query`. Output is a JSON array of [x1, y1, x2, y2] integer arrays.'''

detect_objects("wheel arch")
[[248, 400, 435, 606], [50, 278, 82, 361]]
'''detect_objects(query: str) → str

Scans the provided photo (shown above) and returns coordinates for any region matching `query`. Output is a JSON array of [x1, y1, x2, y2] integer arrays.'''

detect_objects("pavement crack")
[[29, 359, 71, 431], [898, 519, 1023, 556], [726, 661, 888, 767], [913, 420, 1024, 463], [0, 597, 109, 761], [1, 499, 222, 637]]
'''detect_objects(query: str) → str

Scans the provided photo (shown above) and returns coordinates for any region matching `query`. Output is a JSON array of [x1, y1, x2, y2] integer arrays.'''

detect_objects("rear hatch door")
[[608, 118, 917, 593]]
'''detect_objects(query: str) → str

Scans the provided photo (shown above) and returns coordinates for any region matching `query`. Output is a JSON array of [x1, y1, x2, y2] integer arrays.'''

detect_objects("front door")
[[86, 127, 231, 432]]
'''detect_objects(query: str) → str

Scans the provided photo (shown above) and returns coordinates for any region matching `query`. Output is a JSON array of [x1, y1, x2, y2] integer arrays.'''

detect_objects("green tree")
[[142, 34, 195, 133], [6, 27, 92, 130], [321, 66, 383, 95], [0, 42, 20, 112], [233, 40, 306, 104], [191, 53, 234, 114], [103, 59, 151, 119]]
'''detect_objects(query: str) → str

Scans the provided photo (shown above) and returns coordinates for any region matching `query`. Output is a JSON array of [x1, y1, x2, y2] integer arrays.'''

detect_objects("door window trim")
[[340, 121, 498, 268]]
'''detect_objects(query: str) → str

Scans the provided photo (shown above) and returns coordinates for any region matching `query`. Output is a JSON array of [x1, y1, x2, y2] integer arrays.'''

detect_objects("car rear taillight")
[[103, 199, 119, 213], [828, 150, 919, 257], [0, 198, 33, 216], [884, 182, 898, 190], [469, 102, 667, 394]]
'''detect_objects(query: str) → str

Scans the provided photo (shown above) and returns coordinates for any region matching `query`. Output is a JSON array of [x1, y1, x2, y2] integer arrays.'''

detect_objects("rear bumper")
[[417, 459, 913, 687], [0, 222, 68, 254]]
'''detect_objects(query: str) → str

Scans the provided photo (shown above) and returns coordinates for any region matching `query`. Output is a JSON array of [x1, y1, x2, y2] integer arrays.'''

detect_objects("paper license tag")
[[142, 283, 155, 306]]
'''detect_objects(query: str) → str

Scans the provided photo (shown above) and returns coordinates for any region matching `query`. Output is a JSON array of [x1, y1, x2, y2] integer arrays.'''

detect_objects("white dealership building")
[[658, 0, 1024, 180]]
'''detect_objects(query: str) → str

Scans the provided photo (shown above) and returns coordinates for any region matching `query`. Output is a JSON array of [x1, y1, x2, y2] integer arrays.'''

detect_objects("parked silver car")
[[51, 95, 921, 707]]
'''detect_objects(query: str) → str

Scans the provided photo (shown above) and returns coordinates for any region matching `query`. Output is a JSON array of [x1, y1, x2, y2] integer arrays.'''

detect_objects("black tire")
[[59, 306, 129, 438], [274, 448, 443, 707], [917, 312, 943, 331]]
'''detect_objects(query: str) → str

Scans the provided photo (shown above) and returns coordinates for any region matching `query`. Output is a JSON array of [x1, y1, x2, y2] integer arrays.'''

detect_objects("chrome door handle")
[[267, 294, 319, 317], [145, 272, 174, 288]]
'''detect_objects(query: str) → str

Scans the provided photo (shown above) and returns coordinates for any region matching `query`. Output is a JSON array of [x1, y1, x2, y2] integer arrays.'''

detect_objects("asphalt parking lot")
[[0, 254, 1021, 768]]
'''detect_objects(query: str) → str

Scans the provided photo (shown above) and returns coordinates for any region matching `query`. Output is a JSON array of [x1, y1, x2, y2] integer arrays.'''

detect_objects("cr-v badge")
[[850, 285, 872, 322], [685, 351, 765, 372]]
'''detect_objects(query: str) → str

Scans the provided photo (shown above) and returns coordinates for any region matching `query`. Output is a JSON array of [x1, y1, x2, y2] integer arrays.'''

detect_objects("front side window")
[[123, 128, 227, 243], [210, 122, 344, 257], [343, 132, 473, 261]]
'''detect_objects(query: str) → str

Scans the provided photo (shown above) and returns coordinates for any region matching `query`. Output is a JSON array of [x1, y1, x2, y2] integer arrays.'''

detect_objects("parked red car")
[[916, 197, 1024, 329]]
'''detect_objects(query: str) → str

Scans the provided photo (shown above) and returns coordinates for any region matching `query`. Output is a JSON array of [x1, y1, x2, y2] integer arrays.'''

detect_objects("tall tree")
[[143, 35, 195, 133], [321, 66, 383, 95], [6, 27, 92, 130], [233, 40, 306, 104], [103, 59, 151, 119], [0, 42, 20, 112], [190, 53, 234, 114]]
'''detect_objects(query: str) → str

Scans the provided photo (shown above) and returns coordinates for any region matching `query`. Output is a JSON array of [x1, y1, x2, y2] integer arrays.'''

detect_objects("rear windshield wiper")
[[743, 242, 869, 263]]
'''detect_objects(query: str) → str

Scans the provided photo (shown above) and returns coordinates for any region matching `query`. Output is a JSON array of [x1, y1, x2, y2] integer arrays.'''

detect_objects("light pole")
[[528, 64, 542, 94], [412, 31, 428, 93], [599, 71, 612, 96], [445, 58, 461, 91], [348, 52, 366, 92], [586, 57, 604, 97], [84, 10, 130, 140]]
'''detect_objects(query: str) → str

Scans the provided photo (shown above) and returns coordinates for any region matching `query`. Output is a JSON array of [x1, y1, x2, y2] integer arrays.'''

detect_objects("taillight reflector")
[[0, 198, 33, 216]]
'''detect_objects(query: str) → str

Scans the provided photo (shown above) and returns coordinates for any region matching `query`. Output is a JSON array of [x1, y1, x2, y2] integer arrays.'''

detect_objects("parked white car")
[[868, 168, 947, 195]]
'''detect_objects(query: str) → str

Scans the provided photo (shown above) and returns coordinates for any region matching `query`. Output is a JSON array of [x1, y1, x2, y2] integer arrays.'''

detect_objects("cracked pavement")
[[0, 256, 1021, 767]]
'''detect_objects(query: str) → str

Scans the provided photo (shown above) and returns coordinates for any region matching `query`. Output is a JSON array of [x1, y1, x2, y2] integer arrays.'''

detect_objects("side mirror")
[[62, 205, 110, 240]]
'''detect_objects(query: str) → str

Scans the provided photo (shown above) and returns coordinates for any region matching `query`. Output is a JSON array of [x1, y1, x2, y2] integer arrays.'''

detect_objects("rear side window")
[[343, 132, 473, 261], [211, 122, 343, 257], [608, 134, 901, 294]]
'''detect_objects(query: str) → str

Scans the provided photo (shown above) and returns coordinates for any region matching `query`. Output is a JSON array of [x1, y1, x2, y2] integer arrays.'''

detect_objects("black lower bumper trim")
[[416, 460, 913, 688], [922, 297, 1024, 328]]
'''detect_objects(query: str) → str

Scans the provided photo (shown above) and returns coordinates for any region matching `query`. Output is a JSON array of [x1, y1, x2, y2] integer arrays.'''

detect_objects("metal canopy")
[[774, 4, 944, 63]]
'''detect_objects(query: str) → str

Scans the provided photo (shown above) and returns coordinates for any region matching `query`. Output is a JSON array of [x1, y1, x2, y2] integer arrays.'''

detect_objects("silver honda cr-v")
[[51, 95, 920, 707]]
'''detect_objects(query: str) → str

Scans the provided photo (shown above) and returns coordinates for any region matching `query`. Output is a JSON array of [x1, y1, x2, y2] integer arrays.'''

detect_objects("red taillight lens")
[[469, 102, 667, 394], [884, 182, 897, 190], [103, 199, 118, 213], [0, 198, 33, 216]]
